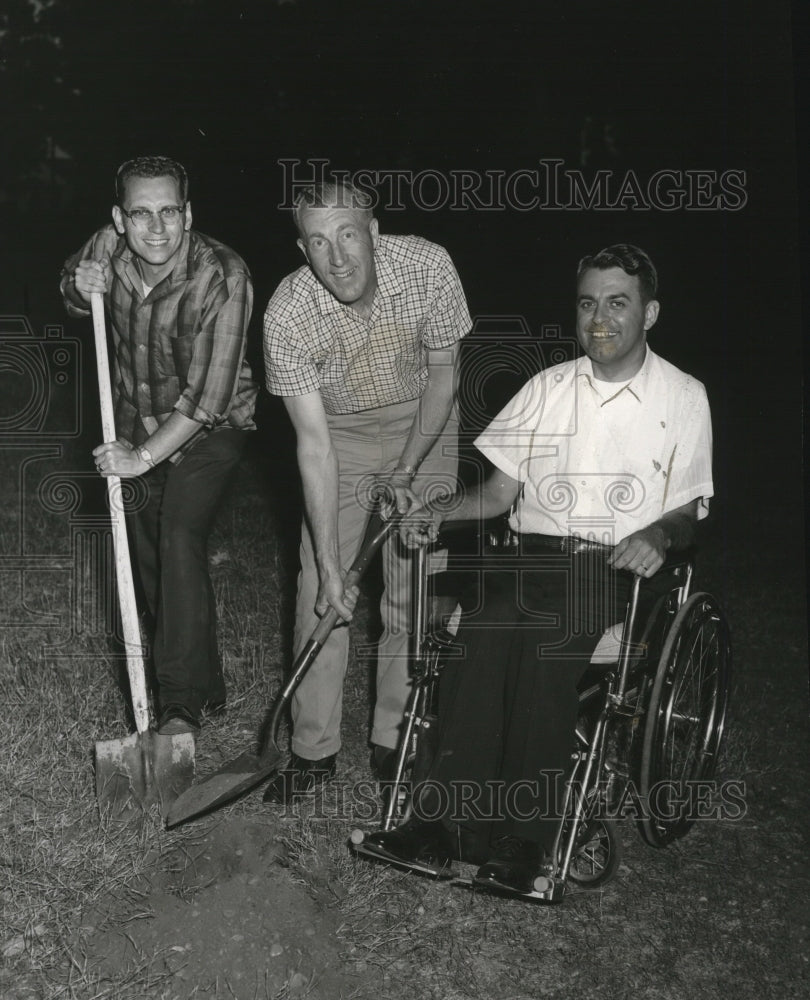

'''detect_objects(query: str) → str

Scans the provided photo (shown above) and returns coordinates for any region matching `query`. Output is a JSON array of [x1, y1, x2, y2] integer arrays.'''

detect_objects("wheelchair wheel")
[[566, 818, 621, 888], [639, 592, 731, 847]]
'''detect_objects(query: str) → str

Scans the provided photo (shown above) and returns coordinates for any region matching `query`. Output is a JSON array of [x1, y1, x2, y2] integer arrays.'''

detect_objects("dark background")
[[0, 0, 804, 578]]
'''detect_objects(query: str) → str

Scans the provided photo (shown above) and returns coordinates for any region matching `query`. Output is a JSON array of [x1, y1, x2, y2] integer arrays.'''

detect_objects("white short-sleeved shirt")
[[475, 348, 713, 544]]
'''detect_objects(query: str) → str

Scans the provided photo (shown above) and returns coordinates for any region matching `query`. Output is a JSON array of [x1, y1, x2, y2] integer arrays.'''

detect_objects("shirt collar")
[[575, 345, 653, 404], [113, 230, 193, 291], [374, 243, 403, 298]]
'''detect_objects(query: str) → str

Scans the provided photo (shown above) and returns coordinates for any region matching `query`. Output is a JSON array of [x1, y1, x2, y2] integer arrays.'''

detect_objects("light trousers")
[[291, 398, 458, 760]]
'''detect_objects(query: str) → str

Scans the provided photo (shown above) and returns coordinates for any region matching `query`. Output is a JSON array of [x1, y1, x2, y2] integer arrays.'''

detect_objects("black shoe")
[[474, 835, 542, 894], [157, 705, 201, 737], [360, 818, 455, 876], [262, 753, 337, 804], [370, 744, 397, 782]]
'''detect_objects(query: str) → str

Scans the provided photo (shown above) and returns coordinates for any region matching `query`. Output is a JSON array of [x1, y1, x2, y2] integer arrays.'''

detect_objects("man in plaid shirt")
[[263, 178, 471, 803], [61, 155, 258, 737]]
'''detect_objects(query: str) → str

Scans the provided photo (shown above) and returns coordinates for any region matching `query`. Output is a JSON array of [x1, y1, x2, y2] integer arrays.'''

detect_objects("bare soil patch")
[[75, 816, 367, 999]]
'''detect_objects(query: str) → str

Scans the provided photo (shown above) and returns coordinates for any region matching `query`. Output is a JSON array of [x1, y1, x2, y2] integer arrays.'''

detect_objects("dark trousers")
[[127, 429, 245, 720], [420, 550, 634, 858]]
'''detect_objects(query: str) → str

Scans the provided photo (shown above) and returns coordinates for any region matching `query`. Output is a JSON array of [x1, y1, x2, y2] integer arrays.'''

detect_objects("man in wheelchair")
[[357, 244, 715, 896]]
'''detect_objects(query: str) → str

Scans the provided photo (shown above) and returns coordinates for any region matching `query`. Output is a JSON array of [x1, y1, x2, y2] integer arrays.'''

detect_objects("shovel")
[[91, 293, 195, 817], [165, 509, 398, 828]]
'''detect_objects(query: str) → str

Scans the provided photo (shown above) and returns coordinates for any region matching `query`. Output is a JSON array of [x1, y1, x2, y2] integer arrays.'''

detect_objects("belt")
[[519, 533, 611, 556]]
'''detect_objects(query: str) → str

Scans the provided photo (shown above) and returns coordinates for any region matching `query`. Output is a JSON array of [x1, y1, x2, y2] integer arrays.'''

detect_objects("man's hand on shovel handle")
[[73, 258, 110, 303], [315, 564, 359, 623], [93, 441, 149, 478]]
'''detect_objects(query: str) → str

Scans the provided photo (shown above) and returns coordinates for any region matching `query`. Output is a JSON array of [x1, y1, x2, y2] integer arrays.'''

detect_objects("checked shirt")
[[262, 234, 471, 413], [62, 225, 257, 453]]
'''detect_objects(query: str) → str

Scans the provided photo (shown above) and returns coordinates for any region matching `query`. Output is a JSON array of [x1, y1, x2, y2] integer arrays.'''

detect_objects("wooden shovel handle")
[[91, 294, 151, 735], [307, 511, 400, 644]]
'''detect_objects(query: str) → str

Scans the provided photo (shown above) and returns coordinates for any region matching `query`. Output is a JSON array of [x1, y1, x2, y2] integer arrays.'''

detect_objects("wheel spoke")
[[568, 819, 619, 885], [661, 608, 723, 783], [639, 593, 731, 847]]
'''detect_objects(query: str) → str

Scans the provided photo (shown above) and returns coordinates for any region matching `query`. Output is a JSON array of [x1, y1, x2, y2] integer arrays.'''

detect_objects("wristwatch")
[[136, 445, 156, 469]]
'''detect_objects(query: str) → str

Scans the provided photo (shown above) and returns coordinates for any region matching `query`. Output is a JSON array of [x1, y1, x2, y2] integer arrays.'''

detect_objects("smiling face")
[[296, 204, 379, 316], [576, 267, 660, 381], [112, 174, 192, 284]]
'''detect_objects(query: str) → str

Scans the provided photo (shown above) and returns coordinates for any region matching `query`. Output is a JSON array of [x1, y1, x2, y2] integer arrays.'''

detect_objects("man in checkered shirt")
[[262, 178, 471, 803]]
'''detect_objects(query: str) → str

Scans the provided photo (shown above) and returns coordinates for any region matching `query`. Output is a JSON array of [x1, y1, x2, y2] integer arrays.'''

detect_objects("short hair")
[[292, 179, 374, 233], [576, 244, 658, 302], [115, 156, 189, 205]]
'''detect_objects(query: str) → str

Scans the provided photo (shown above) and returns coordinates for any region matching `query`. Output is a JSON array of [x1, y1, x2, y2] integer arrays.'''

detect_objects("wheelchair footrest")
[[350, 830, 458, 880], [451, 873, 566, 903]]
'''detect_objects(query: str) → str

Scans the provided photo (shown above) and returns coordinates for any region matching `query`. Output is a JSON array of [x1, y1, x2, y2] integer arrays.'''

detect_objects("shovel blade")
[[164, 746, 285, 828], [95, 729, 195, 820]]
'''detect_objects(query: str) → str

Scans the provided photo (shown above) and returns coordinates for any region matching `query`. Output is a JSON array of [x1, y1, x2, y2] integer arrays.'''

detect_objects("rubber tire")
[[639, 592, 731, 848], [567, 817, 621, 888]]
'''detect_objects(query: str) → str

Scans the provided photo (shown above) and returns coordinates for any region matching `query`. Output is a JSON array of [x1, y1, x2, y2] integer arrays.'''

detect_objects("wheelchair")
[[351, 524, 732, 902]]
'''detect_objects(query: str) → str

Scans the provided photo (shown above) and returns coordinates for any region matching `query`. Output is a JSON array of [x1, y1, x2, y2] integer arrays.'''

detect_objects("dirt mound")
[[81, 816, 366, 999]]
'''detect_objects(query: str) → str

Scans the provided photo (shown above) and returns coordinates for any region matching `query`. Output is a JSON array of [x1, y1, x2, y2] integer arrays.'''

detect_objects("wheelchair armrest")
[[433, 517, 509, 555], [656, 545, 696, 575]]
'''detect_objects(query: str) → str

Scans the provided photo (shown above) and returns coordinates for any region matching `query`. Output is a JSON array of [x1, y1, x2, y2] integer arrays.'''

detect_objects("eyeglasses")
[[120, 204, 186, 226]]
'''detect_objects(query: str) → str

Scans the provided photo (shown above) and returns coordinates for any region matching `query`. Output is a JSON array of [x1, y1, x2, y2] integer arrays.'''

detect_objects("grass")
[[1, 439, 809, 1000]]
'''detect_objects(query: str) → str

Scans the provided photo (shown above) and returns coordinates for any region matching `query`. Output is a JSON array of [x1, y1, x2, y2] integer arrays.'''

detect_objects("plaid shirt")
[[62, 225, 257, 451], [263, 235, 471, 414]]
